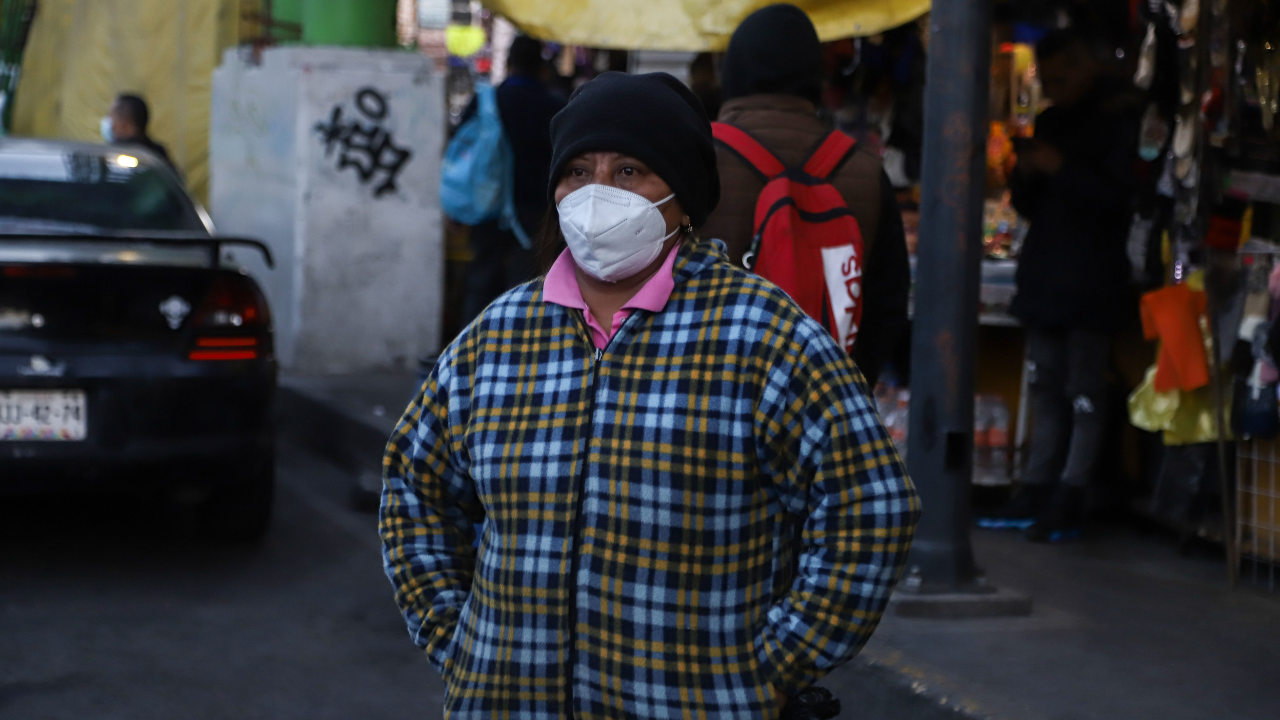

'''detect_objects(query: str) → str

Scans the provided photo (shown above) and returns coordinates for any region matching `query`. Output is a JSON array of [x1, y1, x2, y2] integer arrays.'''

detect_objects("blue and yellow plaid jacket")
[[381, 237, 919, 719]]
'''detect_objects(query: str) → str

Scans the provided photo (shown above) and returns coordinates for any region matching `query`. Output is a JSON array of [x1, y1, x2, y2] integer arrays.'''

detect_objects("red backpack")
[[712, 122, 864, 355]]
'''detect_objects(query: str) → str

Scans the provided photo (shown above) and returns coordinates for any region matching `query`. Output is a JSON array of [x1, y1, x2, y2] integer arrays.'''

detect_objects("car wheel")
[[202, 452, 275, 543]]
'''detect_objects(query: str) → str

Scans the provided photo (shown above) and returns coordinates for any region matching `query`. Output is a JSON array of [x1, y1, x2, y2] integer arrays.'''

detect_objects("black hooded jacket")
[[1009, 76, 1141, 332]]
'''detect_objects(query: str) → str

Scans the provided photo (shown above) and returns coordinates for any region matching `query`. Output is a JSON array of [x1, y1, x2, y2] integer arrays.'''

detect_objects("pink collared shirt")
[[542, 243, 680, 349]]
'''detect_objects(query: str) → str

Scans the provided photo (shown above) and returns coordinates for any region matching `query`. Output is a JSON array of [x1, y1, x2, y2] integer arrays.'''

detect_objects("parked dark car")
[[0, 139, 277, 541]]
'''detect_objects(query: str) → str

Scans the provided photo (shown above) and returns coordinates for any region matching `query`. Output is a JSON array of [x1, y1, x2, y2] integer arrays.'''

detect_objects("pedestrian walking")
[[700, 3, 911, 386], [979, 29, 1141, 541], [381, 71, 919, 719], [458, 36, 565, 328]]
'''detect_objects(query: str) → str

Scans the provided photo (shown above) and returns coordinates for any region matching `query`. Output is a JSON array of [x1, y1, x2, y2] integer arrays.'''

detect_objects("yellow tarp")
[[11, 0, 241, 203], [486, 0, 930, 51]]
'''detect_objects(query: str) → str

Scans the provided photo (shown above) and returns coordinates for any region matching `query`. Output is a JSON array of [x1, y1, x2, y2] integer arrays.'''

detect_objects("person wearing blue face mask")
[[101, 93, 175, 172], [381, 71, 919, 720]]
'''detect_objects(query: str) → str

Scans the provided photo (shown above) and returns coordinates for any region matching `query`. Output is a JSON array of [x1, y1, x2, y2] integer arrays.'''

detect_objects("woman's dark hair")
[[535, 206, 567, 275]]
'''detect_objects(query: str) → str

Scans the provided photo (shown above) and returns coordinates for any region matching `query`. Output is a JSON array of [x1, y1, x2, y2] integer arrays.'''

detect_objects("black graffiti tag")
[[314, 87, 412, 198]]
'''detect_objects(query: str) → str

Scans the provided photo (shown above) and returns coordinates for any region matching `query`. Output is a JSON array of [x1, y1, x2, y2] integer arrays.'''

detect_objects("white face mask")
[[558, 184, 680, 282], [100, 116, 115, 143]]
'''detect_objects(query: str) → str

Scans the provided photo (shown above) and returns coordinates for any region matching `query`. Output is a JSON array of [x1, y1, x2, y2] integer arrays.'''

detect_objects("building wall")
[[210, 46, 443, 373]]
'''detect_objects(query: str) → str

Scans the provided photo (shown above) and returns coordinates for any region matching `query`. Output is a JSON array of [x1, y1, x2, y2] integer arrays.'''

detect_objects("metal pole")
[[1198, 0, 1237, 587], [905, 0, 992, 592]]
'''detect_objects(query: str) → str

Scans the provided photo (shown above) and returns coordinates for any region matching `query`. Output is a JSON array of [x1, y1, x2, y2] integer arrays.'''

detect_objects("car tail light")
[[188, 274, 269, 361], [195, 337, 258, 348], [192, 273, 269, 329], [3, 265, 78, 278], [189, 336, 258, 361]]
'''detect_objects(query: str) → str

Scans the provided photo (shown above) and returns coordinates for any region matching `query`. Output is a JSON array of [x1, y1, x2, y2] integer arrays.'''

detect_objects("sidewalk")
[[851, 529, 1280, 720], [278, 372, 421, 509], [279, 373, 1280, 720]]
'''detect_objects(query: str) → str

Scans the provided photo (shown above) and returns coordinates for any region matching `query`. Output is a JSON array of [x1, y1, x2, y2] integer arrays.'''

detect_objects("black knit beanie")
[[547, 71, 720, 227], [722, 4, 823, 105]]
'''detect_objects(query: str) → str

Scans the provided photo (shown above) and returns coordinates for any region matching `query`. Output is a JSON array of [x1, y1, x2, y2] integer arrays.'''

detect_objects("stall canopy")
[[485, 0, 930, 51], [11, 0, 240, 203]]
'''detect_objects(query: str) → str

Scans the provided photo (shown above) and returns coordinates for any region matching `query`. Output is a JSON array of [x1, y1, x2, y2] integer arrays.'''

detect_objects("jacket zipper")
[[564, 330, 602, 717], [563, 320, 631, 716]]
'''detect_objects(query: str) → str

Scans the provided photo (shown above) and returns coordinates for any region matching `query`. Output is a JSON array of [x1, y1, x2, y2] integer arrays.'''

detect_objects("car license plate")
[[0, 390, 87, 441]]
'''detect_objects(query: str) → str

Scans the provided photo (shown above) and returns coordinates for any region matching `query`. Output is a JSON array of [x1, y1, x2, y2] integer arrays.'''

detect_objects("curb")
[[276, 383, 388, 511], [836, 656, 994, 720]]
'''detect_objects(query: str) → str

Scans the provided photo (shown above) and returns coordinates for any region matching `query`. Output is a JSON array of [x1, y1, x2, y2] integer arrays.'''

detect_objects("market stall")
[[1102, 0, 1280, 590], [424, 4, 1280, 584]]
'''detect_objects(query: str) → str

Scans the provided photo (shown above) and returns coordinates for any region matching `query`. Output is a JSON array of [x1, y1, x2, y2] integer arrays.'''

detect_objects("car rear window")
[[0, 150, 204, 232]]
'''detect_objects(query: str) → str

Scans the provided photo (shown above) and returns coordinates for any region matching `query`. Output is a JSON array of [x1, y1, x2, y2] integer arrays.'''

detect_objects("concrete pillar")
[[209, 46, 444, 373]]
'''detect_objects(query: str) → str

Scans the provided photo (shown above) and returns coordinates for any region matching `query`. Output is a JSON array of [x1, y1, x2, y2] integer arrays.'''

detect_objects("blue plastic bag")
[[439, 82, 530, 248]]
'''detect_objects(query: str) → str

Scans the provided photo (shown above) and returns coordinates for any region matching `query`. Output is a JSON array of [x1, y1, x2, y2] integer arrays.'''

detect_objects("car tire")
[[202, 452, 275, 543]]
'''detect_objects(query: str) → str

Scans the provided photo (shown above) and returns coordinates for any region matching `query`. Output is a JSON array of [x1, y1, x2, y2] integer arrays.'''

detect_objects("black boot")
[[1025, 484, 1085, 543], [976, 483, 1054, 530]]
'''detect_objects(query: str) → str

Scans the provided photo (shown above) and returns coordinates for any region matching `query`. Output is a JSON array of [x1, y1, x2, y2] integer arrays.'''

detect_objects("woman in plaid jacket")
[[381, 71, 919, 720]]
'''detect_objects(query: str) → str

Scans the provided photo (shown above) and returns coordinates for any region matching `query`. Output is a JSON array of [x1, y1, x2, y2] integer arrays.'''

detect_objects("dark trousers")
[[1025, 328, 1111, 488], [460, 219, 536, 329]]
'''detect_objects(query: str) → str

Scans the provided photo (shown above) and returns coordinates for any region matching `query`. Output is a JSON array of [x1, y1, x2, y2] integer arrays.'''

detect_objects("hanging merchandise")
[[1216, 277, 1247, 366], [1256, 51, 1279, 132], [1130, 365, 1232, 444], [1179, 0, 1200, 35], [1142, 2, 1183, 118], [1128, 214, 1156, 282], [1205, 203, 1246, 251], [1174, 189, 1200, 226], [1179, 36, 1198, 106], [1142, 283, 1212, 392], [1202, 85, 1225, 138], [1140, 103, 1172, 161], [1233, 362, 1279, 437], [1136, 23, 1158, 90], [1228, 258, 1279, 438], [1130, 365, 1182, 433], [1173, 107, 1196, 160], [1263, 261, 1280, 369], [1238, 258, 1272, 351]]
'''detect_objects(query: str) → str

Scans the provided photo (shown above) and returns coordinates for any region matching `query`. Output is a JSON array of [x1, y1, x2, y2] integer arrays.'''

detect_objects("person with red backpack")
[[701, 4, 911, 386]]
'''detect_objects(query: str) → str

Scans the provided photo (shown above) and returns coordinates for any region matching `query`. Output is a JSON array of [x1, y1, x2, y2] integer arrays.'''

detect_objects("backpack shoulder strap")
[[711, 121, 786, 180], [802, 130, 858, 180]]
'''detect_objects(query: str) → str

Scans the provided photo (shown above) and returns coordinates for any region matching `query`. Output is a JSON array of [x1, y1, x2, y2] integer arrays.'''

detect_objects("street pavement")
[[0, 442, 444, 720], [8, 408, 1280, 720], [861, 527, 1280, 720]]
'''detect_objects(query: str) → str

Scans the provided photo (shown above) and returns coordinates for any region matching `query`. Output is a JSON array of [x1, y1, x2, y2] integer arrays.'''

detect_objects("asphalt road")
[[0, 442, 444, 720]]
